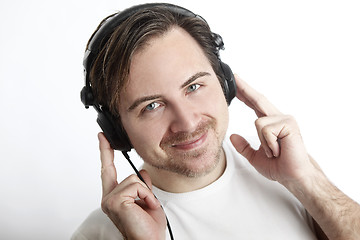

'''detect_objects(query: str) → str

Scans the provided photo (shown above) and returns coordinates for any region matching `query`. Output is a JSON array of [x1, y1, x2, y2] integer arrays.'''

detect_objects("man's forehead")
[[118, 27, 213, 110]]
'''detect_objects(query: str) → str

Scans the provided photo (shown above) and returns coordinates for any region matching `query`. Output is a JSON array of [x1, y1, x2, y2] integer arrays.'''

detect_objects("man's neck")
[[143, 148, 226, 193]]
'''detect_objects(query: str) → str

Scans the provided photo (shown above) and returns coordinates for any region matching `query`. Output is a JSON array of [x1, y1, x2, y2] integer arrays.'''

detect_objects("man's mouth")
[[171, 132, 208, 150], [160, 119, 216, 152]]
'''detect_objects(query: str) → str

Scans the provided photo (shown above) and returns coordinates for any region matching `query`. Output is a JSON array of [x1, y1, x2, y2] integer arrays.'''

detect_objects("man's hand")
[[229, 75, 316, 186], [98, 132, 166, 240], [230, 76, 360, 240]]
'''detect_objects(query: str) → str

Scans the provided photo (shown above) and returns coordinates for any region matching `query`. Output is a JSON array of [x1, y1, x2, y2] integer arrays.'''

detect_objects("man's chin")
[[161, 143, 223, 178]]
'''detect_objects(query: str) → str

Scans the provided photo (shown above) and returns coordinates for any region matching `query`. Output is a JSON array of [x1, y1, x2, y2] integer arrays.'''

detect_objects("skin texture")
[[98, 27, 360, 240], [118, 27, 229, 193]]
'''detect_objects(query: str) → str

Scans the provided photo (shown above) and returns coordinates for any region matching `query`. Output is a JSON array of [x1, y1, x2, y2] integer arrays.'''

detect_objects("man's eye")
[[145, 102, 160, 111], [187, 83, 200, 93]]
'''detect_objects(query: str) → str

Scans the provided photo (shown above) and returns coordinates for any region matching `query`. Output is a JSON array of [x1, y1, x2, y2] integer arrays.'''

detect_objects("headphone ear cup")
[[219, 61, 236, 105], [80, 86, 95, 108], [96, 110, 132, 151]]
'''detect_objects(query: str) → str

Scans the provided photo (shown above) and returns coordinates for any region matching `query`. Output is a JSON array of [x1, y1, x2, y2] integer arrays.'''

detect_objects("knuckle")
[[102, 194, 123, 214], [119, 174, 141, 186], [101, 198, 111, 213], [261, 125, 272, 135], [130, 181, 147, 192], [254, 118, 265, 128], [284, 115, 298, 125], [127, 174, 140, 183], [105, 196, 115, 208]]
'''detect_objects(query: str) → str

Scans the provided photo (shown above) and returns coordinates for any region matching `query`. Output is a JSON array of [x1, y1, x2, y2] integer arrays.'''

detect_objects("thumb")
[[230, 134, 256, 162]]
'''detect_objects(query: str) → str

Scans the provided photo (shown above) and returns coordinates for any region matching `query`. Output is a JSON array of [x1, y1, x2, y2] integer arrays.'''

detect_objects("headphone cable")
[[122, 151, 174, 240]]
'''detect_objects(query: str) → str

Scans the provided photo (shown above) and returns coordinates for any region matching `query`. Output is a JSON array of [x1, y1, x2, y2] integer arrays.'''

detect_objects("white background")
[[0, 0, 359, 239]]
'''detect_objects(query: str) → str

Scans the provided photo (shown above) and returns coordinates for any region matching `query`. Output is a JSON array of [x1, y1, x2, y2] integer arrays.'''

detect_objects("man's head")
[[81, 3, 235, 180], [85, 4, 233, 119], [119, 26, 230, 179]]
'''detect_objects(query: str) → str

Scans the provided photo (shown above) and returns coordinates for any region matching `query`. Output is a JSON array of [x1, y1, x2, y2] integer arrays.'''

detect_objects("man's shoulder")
[[71, 208, 123, 240]]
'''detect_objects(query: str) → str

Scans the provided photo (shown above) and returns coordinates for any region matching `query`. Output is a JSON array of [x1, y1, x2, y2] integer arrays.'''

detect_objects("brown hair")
[[87, 6, 224, 118]]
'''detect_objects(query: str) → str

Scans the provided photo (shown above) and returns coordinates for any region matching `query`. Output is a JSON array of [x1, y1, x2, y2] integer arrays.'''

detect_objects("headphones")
[[81, 3, 236, 152]]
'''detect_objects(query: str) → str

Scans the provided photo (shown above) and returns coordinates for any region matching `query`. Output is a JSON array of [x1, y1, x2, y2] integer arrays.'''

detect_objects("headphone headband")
[[84, 3, 198, 88], [87, 3, 196, 52], [82, 3, 206, 109]]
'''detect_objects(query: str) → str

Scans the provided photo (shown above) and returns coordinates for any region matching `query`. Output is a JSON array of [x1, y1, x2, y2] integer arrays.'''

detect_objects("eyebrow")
[[180, 71, 210, 89], [128, 94, 162, 112], [127, 71, 211, 112]]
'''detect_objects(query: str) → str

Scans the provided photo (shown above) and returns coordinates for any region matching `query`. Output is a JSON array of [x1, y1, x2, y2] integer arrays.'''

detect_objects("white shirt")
[[72, 140, 317, 240]]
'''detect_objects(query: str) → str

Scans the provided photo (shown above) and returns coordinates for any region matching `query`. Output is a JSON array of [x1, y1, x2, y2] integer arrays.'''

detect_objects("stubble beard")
[[151, 119, 224, 178]]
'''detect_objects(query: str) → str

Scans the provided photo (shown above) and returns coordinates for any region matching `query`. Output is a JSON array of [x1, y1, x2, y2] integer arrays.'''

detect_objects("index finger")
[[235, 75, 281, 117], [98, 132, 117, 197]]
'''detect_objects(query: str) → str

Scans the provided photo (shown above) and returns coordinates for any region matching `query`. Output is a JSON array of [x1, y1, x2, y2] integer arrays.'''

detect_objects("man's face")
[[119, 27, 229, 178]]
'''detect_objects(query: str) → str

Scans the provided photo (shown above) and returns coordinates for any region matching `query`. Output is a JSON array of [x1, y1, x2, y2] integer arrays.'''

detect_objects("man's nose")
[[169, 100, 201, 133]]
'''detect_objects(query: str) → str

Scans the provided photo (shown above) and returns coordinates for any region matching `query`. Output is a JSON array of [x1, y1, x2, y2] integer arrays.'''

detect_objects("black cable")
[[122, 151, 174, 240], [122, 151, 146, 183]]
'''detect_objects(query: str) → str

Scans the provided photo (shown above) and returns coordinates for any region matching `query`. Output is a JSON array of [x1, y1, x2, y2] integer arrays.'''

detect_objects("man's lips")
[[171, 132, 208, 150]]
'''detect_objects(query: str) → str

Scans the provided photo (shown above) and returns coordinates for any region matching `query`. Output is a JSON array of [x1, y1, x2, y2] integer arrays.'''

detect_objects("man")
[[73, 3, 360, 240]]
